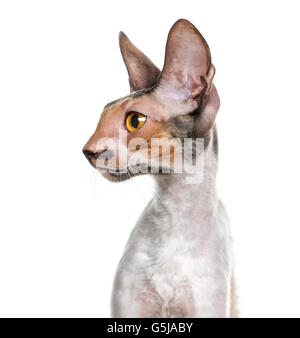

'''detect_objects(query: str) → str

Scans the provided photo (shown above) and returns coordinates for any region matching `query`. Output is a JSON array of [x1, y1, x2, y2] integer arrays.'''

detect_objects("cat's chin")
[[97, 163, 148, 182], [100, 171, 132, 182]]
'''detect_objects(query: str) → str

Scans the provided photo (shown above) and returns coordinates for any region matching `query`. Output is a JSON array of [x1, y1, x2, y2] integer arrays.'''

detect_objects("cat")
[[83, 19, 236, 318]]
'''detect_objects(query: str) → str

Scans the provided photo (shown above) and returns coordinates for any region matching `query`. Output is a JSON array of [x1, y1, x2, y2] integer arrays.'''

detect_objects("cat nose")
[[82, 149, 97, 165], [82, 149, 114, 166]]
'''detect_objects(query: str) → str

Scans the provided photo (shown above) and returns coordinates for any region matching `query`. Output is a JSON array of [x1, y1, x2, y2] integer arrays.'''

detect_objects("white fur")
[[111, 135, 232, 318]]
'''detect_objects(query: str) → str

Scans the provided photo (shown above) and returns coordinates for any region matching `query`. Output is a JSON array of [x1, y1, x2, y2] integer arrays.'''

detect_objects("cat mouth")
[[96, 164, 148, 182], [96, 164, 170, 182]]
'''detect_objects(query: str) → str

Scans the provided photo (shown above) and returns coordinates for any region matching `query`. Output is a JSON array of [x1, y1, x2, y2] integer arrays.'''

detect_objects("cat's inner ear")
[[156, 19, 215, 103], [119, 32, 160, 92]]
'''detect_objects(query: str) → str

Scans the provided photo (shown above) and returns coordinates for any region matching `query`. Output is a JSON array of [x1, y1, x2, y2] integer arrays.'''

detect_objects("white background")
[[0, 0, 299, 318]]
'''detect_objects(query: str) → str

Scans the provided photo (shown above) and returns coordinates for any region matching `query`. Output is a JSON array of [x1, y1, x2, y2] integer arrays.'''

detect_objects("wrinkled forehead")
[[103, 88, 152, 109]]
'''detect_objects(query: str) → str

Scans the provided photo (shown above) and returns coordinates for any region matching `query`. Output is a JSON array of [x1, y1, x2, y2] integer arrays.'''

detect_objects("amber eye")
[[126, 112, 146, 132]]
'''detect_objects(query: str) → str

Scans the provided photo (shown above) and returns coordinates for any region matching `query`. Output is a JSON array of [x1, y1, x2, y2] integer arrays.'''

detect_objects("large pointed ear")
[[157, 19, 215, 103], [119, 32, 160, 92]]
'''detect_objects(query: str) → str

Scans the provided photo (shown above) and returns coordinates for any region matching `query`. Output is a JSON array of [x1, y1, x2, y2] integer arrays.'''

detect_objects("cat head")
[[83, 19, 220, 182]]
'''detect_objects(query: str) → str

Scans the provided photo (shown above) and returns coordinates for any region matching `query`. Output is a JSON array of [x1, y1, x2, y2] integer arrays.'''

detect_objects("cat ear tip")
[[172, 18, 195, 29], [174, 18, 191, 24], [119, 31, 128, 42]]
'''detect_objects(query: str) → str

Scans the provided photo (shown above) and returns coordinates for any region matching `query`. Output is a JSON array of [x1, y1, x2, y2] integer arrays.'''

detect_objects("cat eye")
[[126, 112, 146, 133]]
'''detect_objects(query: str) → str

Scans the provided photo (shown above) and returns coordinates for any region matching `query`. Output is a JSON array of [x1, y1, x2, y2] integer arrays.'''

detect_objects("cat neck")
[[153, 128, 219, 229]]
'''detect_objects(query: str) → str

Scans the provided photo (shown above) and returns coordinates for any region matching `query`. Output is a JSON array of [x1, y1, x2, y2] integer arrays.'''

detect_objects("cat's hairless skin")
[[83, 19, 236, 317]]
